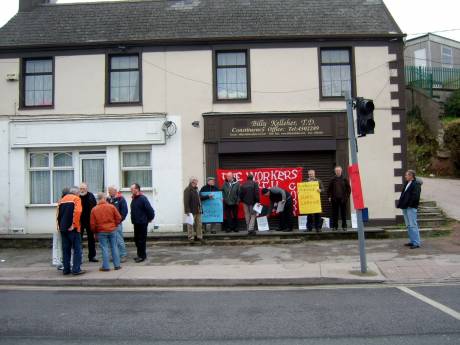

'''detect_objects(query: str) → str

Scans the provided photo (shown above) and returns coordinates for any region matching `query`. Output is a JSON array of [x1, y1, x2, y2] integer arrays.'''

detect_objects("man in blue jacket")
[[130, 183, 155, 263], [107, 185, 128, 262], [397, 170, 423, 249]]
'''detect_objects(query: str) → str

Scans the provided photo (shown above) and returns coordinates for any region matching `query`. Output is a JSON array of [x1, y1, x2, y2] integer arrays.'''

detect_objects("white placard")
[[298, 216, 308, 230], [322, 217, 330, 229], [351, 213, 358, 229], [52, 231, 62, 266], [183, 213, 194, 225], [257, 216, 270, 231], [253, 203, 263, 214]]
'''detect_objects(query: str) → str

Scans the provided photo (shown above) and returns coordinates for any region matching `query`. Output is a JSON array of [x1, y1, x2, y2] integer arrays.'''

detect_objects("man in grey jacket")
[[222, 172, 240, 233]]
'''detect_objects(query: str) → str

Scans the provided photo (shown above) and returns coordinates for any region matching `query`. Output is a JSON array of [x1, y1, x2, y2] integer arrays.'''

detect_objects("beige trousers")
[[187, 213, 203, 240], [242, 203, 257, 231]]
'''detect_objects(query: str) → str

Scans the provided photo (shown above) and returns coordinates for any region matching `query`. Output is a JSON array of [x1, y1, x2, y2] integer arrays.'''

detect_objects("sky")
[[0, 0, 460, 42]]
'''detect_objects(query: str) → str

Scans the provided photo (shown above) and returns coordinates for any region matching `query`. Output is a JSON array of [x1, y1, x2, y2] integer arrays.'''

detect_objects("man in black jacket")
[[79, 182, 98, 262], [397, 170, 422, 249], [199, 177, 220, 234], [327, 166, 351, 231], [130, 183, 155, 263], [239, 174, 260, 234]]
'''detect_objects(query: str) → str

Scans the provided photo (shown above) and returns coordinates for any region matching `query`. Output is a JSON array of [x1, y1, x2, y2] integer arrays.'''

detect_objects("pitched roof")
[[0, 0, 403, 50]]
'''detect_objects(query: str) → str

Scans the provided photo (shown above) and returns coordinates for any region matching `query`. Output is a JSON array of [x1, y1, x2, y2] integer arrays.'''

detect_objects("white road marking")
[[398, 286, 460, 320]]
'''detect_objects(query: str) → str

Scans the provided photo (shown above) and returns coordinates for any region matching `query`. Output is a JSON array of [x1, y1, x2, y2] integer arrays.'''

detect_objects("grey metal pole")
[[345, 95, 368, 274]]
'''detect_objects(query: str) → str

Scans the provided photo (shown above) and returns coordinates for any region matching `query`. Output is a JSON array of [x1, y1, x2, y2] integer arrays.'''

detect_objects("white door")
[[80, 154, 106, 193]]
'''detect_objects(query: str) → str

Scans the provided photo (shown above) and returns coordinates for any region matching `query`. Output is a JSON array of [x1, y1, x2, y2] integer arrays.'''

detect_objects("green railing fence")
[[405, 66, 460, 96]]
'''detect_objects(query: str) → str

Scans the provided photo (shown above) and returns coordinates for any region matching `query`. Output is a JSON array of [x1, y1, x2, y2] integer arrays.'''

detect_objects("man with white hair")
[[183, 177, 203, 241], [79, 182, 98, 262], [107, 185, 128, 262]]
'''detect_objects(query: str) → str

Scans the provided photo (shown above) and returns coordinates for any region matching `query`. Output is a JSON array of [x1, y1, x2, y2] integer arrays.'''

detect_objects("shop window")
[[21, 58, 54, 108], [214, 50, 250, 101], [320, 48, 352, 98], [108, 54, 141, 104], [29, 152, 74, 204], [121, 151, 152, 189]]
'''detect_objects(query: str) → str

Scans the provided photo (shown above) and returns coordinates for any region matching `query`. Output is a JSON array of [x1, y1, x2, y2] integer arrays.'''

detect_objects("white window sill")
[[120, 188, 153, 193], [25, 204, 57, 208]]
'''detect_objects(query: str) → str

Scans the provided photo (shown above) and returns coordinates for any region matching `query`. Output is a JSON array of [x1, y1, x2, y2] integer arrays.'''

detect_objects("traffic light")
[[355, 98, 375, 136]]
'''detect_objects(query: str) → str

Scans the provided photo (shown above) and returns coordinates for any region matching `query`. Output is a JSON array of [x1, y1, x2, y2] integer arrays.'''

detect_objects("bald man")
[[79, 182, 98, 262]]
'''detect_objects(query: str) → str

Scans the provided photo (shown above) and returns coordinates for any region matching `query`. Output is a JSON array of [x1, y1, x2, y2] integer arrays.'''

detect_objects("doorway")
[[80, 153, 106, 193]]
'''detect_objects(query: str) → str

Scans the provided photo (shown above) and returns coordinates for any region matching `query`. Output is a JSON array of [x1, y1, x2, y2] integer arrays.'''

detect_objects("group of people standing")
[[56, 182, 154, 276], [182, 166, 354, 240]]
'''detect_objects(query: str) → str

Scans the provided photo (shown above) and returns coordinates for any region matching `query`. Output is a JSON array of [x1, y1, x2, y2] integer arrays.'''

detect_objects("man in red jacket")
[[90, 192, 122, 271]]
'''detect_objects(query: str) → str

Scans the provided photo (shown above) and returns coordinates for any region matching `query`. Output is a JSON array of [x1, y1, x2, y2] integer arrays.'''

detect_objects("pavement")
[[422, 177, 460, 220], [0, 223, 459, 287]]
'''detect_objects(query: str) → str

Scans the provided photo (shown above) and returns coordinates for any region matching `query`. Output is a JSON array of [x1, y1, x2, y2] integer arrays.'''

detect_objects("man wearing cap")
[[200, 177, 220, 234]]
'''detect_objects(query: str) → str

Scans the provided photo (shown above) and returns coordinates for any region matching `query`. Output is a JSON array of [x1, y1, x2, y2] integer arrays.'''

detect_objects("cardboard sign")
[[322, 217, 330, 229], [201, 192, 223, 223], [348, 164, 365, 210], [257, 216, 270, 231], [297, 181, 322, 214], [298, 216, 308, 230], [217, 167, 303, 217]]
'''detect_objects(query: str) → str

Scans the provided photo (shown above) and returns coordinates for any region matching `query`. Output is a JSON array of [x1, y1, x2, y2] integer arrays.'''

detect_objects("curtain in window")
[[82, 159, 105, 193], [53, 170, 74, 203], [30, 171, 50, 204], [123, 170, 152, 189], [123, 152, 150, 167]]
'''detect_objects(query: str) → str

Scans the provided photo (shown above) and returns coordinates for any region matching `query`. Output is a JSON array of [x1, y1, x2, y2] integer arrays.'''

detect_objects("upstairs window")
[[215, 50, 250, 101], [22, 58, 54, 107], [108, 55, 141, 104], [320, 48, 352, 98]]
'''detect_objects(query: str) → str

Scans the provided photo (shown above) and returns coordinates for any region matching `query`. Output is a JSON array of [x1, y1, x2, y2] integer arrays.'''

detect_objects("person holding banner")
[[262, 187, 293, 232], [306, 169, 324, 232], [184, 177, 203, 241], [327, 166, 351, 231], [200, 177, 220, 234], [239, 174, 260, 235]]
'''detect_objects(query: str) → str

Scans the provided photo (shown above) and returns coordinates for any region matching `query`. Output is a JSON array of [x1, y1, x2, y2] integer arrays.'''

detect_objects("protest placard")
[[297, 181, 322, 214], [201, 191, 223, 223]]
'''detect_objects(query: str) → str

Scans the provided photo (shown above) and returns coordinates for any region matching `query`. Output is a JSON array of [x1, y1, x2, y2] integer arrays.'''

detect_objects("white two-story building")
[[0, 0, 407, 234]]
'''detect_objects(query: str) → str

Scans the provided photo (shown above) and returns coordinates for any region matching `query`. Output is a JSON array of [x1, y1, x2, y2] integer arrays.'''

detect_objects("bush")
[[407, 106, 439, 174], [443, 119, 460, 176], [444, 89, 460, 118]]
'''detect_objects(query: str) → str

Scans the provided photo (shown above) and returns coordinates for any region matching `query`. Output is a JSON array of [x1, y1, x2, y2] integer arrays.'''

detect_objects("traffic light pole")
[[346, 95, 368, 274]]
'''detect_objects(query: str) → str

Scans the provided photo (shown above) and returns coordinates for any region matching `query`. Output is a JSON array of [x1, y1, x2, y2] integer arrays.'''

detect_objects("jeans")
[[115, 223, 127, 257], [98, 231, 120, 270], [133, 223, 148, 259], [402, 208, 421, 246], [61, 229, 82, 274]]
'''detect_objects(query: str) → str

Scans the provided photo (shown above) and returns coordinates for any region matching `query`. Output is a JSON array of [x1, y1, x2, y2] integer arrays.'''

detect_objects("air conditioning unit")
[[6, 73, 19, 81]]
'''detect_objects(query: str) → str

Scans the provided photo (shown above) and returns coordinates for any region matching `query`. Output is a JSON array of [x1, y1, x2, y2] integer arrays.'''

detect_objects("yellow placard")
[[297, 181, 322, 214]]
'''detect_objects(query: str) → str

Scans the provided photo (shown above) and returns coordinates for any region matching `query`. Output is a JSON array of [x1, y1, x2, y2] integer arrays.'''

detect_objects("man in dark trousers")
[[222, 172, 240, 233], [199, 177, 220, 234], [397, 170, 423, 249], [239, 174, 260, 235], [262, 186, 293, 232], [107, 185, 128, 262], [306, 169, 324, 232], [184, 177, 203, 242], [79, 182, 98, 262], [130, 183, 155, 263], [327, 166, 351, 231]]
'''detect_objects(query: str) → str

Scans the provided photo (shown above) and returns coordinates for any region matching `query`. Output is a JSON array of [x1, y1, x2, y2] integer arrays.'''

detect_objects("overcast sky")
[[0, 0, 459, 42]]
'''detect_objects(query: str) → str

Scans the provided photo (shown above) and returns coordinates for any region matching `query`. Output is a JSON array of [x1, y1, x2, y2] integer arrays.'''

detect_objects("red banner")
[[348, 164, 365, 210], [217, 167, 303, 217]]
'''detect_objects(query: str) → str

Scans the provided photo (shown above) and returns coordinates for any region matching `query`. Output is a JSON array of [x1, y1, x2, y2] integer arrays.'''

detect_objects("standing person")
[[184, 177, 203, 242], [327, 166, 351, 231], [56, 186, 84, 276], [397, 170, 423, 249], [262, 187, 293, 232], [53, 187, 70, 271], [199, 177, 220, 234], [107, 185, 128, 262], [222, 172, 240, 233], [130, 183, 155, 263], [79, 182, 98, 262], [90, 192, 122, 271], [307, 169, 324, 232], [239, 174, 260, 235]]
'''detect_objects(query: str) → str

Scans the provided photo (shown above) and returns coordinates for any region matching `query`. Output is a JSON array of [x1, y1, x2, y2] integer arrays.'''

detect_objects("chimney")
[[19, 0, 51, 12]]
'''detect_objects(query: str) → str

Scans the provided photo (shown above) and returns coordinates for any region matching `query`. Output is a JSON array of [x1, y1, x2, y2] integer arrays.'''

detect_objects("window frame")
[[19, 57, 55, 109], [213, 49, 251, 103], [318, 47, 355, 100], [28, 151, 74, 205], [120, 150, 152, 190], [106, 53, 143, 106], [441, 46, 453, 68]]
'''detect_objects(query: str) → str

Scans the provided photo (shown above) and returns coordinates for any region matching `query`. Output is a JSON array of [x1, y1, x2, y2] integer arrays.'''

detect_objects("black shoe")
[[315, 228, 322, 233], [233, 229, 239, 233], [63, 271, 71, 276], [404, 242, 413, 247], [72, 270, 85, 276], [410, 245, 420, 249], [342, 228, 347, 232], [248, 231, 257, 236], [88, 258, 99, 263], [225, 229, 232, 233], [283, 229, 293, 232], [114, 266, 122, 270], [211, 230, 217, 234], [307, 228, 313, 232], [134, 257, 146, 263]]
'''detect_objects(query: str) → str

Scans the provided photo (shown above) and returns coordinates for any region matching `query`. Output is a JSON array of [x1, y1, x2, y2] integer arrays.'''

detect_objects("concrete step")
[[419, 200, 437, 207], [418, 212, 444, 219], [417, 218, 447, 228]]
